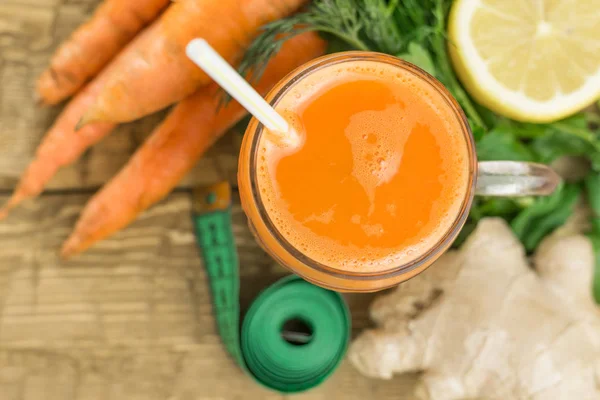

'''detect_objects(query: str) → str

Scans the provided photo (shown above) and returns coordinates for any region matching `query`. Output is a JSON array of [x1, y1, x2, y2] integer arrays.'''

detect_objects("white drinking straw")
[[186, 38, 290, 135]]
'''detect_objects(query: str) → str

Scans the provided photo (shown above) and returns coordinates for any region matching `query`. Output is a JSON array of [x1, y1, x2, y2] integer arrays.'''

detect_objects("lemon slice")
[[448, 0, 600, 123]]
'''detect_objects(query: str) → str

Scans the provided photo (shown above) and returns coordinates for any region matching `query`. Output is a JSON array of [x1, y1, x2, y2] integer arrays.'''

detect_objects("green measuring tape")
[[191, 182, 350, 393]]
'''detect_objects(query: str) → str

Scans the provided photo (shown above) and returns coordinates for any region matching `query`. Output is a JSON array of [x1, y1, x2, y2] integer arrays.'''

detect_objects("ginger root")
[[349, 217, 600, 400]]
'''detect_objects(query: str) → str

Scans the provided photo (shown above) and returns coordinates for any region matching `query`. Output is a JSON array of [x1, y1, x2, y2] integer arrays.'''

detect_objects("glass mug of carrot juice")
[[238, 51, 559, 292]]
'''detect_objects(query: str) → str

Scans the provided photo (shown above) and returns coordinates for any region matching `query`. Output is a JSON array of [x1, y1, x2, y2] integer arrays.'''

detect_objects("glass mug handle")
[[476, 161, 562, 196]]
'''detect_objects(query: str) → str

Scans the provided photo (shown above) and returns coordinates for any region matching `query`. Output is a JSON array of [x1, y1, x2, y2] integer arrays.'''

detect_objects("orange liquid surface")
[[257, 60, 470, 272]]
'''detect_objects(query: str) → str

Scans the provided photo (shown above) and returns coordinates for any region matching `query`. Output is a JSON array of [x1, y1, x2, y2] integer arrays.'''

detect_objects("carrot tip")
[[0, 195, 18, 220], [60, 239, 79, 259], [33, 92, 44, 107]]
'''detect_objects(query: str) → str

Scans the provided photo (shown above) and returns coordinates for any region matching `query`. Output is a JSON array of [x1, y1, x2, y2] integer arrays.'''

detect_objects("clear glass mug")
[[238, 52, 560, 293]]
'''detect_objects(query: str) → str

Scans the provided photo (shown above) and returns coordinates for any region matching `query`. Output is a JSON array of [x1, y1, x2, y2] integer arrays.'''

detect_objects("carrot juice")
[[239, 52, 476, 291]]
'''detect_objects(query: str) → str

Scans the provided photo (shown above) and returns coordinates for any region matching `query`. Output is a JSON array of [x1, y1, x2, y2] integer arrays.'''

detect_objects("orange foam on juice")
[[256, 60, 470, 272]]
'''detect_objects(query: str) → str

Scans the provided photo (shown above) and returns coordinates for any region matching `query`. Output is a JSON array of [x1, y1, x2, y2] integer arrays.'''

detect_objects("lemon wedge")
[[448, 0, 600, 123]]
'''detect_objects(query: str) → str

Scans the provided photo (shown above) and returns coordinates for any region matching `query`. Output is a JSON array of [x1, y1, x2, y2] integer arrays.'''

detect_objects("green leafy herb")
[[511, 183, 581, 252], [476, 123, 536, 162], [397, 42, 436, 76], [585, 172, 600, 233], [585, 172, 600, 303], [589, 235, 600, 304]]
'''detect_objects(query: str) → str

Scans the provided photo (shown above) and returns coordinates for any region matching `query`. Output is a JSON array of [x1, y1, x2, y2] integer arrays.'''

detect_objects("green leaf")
[[482, 115, 600, 167], [531, 130, 594, 164], [511, 183, 565, 240], [588, 234, 600, 304], [469, 121, 485, 141], [529, 114, 600, 165], [474, 104, 499, 129], [511, 183, 580, 252], [555, 113, 589, 130], [325, 34, 357, 53], [397, 42, 436, 76], [361, 0, 404, 54], [586, 169, 600, 304], [476, 126, 536, 162], [585, 171, 600, 234], [523, 186, 580, 251], [477, 198, 522, 217]]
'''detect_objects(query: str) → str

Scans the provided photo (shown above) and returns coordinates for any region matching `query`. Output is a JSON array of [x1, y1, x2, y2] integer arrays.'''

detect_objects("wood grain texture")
[[0, 192, 418, 399], [0, 0, 240, 192]]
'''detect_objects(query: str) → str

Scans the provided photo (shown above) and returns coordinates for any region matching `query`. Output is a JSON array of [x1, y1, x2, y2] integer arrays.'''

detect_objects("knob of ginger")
[[349, 217, 600, 400]]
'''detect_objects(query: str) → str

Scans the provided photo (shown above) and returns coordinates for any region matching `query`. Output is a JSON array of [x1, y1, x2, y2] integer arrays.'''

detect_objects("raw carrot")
[[37, 0, 170, 105], [0, 77, 117, 219], [78, 0, 308, 126], [3, 0, 174, 217], [61, 32, 327, 257]]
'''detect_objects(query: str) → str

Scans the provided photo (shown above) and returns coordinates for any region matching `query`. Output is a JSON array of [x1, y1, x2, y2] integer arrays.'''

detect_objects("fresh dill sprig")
[[239, 0, 414, 81], [238, 0, 486, 129], [239, 0, 366, 85]]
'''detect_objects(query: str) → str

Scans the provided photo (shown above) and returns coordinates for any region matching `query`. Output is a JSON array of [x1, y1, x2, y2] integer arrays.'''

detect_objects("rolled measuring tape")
[[191, 182, 350, 393]]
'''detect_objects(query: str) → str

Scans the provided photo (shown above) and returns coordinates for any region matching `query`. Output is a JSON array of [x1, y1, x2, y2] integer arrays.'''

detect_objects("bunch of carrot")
[[2, 0, 326, 257]]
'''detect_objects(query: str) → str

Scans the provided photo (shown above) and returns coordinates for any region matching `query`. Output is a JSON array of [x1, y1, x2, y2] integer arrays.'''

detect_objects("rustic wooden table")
[[0, 1, 417, 398]]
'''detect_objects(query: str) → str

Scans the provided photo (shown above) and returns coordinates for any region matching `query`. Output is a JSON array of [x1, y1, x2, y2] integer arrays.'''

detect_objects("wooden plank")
[[0, 0, 240, 192], [0, 192, 417, 399]]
